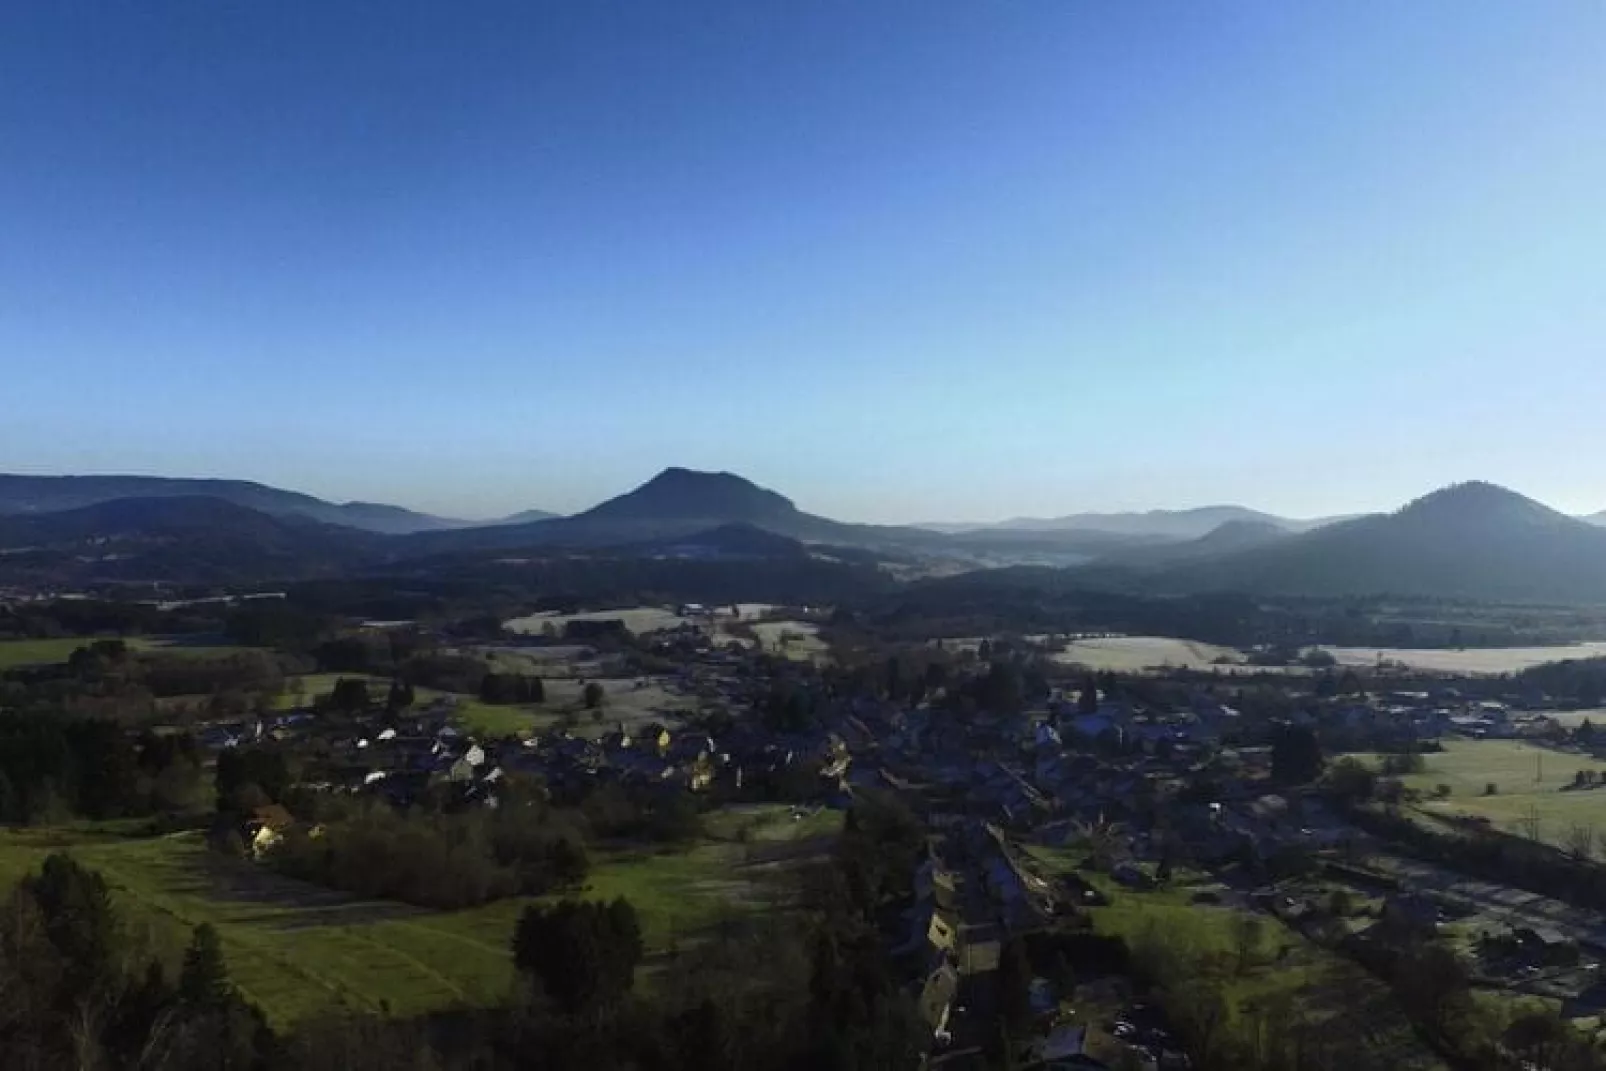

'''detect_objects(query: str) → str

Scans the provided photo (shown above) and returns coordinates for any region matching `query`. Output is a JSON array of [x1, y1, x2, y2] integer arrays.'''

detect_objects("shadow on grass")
[[127, 841, 430, 931]]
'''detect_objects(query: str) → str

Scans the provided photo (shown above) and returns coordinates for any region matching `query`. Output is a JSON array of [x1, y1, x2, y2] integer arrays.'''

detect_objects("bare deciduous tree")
[[1564, 823, 1596, 862], [1232, 912, 1266, 975], [1515, 803, 1543, 843]]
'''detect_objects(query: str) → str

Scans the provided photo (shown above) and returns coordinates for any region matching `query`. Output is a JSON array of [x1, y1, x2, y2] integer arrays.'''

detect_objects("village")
[[151, 603, 1606, 1070]]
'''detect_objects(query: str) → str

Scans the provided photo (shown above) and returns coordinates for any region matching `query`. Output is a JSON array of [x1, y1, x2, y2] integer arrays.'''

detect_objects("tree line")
[[266, 798, 590, 910], [0, 715, 206, 825]]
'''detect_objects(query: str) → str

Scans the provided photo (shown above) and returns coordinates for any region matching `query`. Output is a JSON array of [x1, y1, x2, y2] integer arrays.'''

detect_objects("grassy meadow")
[[0, 802, 830, 1027], [1369, 738, 1606, 847], [0, 635, 263, 670]]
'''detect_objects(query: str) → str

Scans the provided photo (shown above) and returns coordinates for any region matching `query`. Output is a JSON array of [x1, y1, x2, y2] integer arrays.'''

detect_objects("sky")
[[2, 2, 1604, 524]]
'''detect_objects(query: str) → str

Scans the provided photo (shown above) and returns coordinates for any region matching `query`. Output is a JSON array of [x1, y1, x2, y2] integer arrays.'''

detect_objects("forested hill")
[[0, 473, 464, 534], [1135, 482, 1606, 603]]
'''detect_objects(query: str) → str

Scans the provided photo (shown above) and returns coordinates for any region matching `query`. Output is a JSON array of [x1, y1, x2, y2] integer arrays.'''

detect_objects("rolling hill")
[[1137, 482, 1606, 602], [401, 467, 938, 553], [1095, 518, 1293, 567], [0, 496, 380, 585], [0, 474, 469, 535], [989, 504, 1298, 538]]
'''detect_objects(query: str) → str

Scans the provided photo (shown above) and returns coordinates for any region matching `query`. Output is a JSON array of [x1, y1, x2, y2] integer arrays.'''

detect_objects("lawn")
[[1361, 739, 1606, 847], [0, 821, 791, 1027], [0, 637, 96, 668], [703, 803, 845, 849], [446, 699, 556, 738]]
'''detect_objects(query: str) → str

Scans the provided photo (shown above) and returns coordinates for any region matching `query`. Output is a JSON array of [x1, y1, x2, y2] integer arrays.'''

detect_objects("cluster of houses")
[[183, 629, 1606, 1069]]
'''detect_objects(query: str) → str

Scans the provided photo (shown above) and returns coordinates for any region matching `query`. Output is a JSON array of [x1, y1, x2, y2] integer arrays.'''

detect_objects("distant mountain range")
[[920, 505, 1352, 539], [0, 474, 556, 535], [4, 469, 1606, 604]]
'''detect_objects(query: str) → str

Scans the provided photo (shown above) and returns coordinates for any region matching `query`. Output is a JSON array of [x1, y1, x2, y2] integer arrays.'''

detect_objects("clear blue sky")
[[3, 2, 1603, 523]]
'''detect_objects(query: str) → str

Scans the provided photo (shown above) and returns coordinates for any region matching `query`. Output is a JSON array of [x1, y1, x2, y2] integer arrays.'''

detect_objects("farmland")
[[1051, 635, 1249, 673], [0, 635, 261, 669], [1364, 738, 1606, 848], [505, 606, 689, 636], [0, 802, 832, 1028], [1038, 634, 1606, 676], [749, 619, 827, 662], [1320, 643, 1606, 674]]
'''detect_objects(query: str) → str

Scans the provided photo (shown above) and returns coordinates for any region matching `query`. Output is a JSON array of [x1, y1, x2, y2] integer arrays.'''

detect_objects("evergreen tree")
[[1078, 674, 1100, 714], [179, 923, 234, 1007], [23, 852, 119, 991], [997, 936, 1034, 1036], [513, 899, 641, 1015], [1271, 724, 1324, 785], [328, 677, 370, 714], [386, 678, 415, 711]]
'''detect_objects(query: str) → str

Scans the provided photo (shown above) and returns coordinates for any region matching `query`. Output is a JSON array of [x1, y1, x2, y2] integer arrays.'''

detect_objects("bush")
[[267, 802, 588, 910]]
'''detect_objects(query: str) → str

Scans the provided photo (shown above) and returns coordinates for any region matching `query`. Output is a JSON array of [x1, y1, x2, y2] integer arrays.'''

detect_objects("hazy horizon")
[[4, 3, 1603, 523], [2, 463, 1601, 528]]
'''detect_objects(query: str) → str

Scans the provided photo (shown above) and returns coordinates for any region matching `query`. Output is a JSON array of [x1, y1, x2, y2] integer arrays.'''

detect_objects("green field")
[[0, 637, 94, 668], [1362, 739, 1606, 846], [276, 672, 690, 741], [0, 636, 261, 669], [0, 821, 797, 1027]]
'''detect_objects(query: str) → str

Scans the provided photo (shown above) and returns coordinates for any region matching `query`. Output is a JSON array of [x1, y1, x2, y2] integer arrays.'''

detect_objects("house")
[[246, 804, 294, 858], [960, 936, 1002, 976], [899, 902, 961, 956], [1510, 926, 1581, 967], [688, 753, 715, 792], [641, 723, 672, 755], [918, 964, 961, 1037]]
